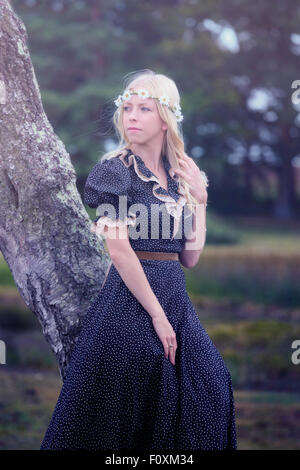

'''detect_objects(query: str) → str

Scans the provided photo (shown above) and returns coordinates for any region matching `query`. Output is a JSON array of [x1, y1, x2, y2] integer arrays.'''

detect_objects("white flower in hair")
[[114, 94, 123, 107], [114, 87, 184, 122], [174, 110, 184, 122], [173, 103, 182, 112], [159, 95, 170, 106], [122, 90, 132, 101], [137, 89, 150, 99]]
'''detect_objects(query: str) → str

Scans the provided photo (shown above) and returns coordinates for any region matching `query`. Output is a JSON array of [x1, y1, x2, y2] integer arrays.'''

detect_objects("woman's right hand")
[[151, 314, 177, 366]]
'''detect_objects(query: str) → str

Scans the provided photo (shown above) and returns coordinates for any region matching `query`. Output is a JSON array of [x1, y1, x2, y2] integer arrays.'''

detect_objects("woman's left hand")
[[171, 152, 208, 204]]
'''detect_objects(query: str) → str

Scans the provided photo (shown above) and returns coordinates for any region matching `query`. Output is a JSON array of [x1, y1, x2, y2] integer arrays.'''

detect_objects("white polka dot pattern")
[[40, 149, 237, 450]]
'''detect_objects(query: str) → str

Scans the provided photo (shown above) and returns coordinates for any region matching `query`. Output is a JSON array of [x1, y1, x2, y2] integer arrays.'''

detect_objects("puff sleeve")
[[84, 157, 136, 237]]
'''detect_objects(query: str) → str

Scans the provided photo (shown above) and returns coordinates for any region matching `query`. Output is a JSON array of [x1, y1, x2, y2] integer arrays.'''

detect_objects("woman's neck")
[[129, 145, 163, 173]]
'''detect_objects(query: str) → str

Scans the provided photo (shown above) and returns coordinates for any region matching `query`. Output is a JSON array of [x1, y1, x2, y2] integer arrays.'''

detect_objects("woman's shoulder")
[[84, 152, 132, 208], [95, 151, 130, 172], [89, 153, 131, 185]]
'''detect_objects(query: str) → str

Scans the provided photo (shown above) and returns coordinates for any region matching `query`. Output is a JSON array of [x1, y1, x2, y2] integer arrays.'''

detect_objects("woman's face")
[[122, 89, 167, 145]]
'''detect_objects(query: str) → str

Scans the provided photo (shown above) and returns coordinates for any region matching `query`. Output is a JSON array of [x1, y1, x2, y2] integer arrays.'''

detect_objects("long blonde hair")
[[98, 69, 207, 212]]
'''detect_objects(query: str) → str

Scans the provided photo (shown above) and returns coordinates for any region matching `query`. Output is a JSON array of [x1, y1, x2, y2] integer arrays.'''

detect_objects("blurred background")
[[0, 0, 300, 450]]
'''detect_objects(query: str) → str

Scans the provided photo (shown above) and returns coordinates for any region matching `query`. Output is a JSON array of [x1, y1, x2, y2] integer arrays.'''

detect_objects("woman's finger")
[[168, 337, 177, 365], [181, 152, 190, 161], [163, 340, 169, 359], [178, 159, 192, 173], [173, 167, 191, 183]]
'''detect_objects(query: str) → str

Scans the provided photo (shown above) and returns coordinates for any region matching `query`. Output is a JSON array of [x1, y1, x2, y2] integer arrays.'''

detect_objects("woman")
[[40, 70, 237, 450]]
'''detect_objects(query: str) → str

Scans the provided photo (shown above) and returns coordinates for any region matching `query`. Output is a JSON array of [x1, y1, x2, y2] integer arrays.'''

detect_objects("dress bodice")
[[84, 147, 194, 253]]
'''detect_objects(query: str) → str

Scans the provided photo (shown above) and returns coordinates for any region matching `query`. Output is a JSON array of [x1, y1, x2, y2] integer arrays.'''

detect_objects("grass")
[[184, 223, 300, 307]]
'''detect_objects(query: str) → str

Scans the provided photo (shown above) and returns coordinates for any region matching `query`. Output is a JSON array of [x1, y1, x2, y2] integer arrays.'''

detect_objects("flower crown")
[[114, 87, 184, 122]]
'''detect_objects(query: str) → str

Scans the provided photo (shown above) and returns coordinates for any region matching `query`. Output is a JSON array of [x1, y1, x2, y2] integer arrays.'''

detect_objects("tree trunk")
[[0, 0, 110, 382]]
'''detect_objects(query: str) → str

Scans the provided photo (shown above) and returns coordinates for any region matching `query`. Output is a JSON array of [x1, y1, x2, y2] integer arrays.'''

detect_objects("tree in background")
[[10, 0, 300, 218]]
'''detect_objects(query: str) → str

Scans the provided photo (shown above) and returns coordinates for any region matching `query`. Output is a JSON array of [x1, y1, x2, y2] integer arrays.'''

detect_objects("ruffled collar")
[[119, 148, 187, 239], [122, 147, 182, 198]]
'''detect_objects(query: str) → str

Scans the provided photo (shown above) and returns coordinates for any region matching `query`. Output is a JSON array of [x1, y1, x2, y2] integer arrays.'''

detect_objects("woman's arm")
[[103, 224, 165, 320], [170, 152, 208, 270], [103, 223, 178, 365], [179, 201, 207, 269]]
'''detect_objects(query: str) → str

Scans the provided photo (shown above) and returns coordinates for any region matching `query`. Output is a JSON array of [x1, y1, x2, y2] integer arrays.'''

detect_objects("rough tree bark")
[[0, 0, 110, 381]]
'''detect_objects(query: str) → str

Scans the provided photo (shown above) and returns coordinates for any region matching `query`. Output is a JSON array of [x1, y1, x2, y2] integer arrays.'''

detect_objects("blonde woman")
[[40, 70, 237, 451]]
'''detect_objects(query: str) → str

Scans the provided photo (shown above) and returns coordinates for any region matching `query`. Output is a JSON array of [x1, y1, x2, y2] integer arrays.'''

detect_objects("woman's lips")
[[128, 128, 141, 131]]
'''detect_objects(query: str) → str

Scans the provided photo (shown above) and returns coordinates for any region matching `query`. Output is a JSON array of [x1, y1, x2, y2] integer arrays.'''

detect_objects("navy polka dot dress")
[[40, 148, 237, 451]]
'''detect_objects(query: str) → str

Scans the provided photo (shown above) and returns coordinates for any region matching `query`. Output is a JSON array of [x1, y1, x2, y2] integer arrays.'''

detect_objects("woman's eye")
[[124, 107, 150, 111]]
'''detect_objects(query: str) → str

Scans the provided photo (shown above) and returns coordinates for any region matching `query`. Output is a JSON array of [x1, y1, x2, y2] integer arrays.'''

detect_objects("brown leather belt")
[[135, 250, 179, 261]]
